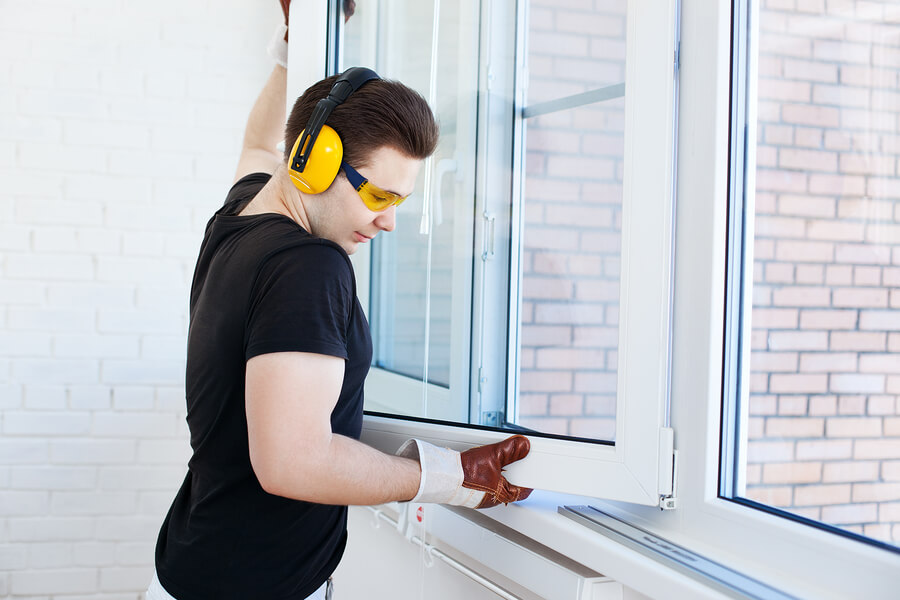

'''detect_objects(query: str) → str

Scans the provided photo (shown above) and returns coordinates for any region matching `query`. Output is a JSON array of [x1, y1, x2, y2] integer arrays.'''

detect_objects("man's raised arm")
[[233, 2, 292, 183]]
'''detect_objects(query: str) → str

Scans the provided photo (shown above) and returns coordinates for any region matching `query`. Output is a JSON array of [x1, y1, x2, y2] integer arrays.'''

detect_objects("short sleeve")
[[245, 242, 354, 361]]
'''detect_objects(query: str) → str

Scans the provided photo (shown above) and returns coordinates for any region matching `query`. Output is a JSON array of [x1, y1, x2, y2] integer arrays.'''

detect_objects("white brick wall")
[[1, 1, 278, 597]]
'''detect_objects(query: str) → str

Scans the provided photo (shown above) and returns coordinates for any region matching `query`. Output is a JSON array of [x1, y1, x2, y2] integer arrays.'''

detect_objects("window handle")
[[482, 212, 496, 260]]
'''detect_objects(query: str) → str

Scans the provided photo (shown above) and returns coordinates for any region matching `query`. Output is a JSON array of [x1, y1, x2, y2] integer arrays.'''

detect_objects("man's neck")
[[239, 166, 312, 233]]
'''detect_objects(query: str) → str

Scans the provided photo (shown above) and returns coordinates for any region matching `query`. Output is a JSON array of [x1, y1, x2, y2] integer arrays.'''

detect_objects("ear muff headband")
[[288, 67, 380, 194]]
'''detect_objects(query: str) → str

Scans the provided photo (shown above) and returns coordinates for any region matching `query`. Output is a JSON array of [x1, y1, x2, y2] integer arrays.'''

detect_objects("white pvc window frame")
[[562, 1, 899, 597]]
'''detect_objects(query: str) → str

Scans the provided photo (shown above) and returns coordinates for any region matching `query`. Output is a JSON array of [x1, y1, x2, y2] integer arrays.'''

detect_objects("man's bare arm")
[[233, 65, 287, 183], [245, 351, 422, 505]]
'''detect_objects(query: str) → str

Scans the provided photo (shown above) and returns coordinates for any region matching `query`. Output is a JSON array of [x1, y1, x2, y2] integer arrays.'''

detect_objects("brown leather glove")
[[278, 0, 290, 40], [343, 0, 356, 22], [460, 435, 532, 508], [397, 435, 533, 509]]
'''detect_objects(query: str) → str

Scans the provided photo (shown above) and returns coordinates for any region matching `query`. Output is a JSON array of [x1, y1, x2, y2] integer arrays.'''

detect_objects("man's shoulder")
[[264, 236, 352, 274], [249, 238, 357, 310], [226, 172, 272, 206]]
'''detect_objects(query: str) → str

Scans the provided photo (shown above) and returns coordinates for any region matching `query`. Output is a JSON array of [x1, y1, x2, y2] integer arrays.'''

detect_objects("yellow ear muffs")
[[287, 125, 343, 194]]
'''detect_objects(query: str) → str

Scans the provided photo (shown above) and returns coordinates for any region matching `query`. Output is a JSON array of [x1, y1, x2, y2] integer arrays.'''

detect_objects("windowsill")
[[401, 491, 731, 600], [360, 417, 891, 599], [359, 416, 740, 598]]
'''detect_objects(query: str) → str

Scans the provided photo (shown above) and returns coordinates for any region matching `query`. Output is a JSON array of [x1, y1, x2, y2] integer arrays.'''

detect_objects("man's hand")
[[397, 435, 533, 509]]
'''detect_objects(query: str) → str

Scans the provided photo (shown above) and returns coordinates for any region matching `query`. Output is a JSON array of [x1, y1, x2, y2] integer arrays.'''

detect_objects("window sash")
[[344, 0, 480, 419], [289, 0, 681, 507], [483, 0, 680, 504]]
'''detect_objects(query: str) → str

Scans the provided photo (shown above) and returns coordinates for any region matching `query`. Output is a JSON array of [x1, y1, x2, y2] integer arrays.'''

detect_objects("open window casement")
[[287, 0, 680, 507]]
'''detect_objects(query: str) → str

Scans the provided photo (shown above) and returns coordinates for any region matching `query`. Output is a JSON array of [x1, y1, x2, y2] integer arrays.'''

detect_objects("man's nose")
[[375, 205, 396, 232]]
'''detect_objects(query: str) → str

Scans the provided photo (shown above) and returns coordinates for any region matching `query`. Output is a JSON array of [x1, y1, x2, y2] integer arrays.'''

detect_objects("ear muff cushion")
[[288, 125, 343, 194]]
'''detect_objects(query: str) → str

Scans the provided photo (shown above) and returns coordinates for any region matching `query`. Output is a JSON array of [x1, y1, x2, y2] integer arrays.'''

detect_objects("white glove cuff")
[[267, 24, 288, 68], [396, 439, 482, 508]]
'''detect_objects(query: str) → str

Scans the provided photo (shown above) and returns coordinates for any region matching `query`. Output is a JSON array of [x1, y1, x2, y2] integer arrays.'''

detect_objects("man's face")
[[306, 146, 422, 255]]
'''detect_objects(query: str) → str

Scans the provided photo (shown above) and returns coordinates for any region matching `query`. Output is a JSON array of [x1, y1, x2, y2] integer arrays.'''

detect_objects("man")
[[147, 4, 532, 599]]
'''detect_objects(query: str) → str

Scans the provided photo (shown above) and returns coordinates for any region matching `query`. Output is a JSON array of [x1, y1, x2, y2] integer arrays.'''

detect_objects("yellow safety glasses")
[[341, 161, 409, 212]]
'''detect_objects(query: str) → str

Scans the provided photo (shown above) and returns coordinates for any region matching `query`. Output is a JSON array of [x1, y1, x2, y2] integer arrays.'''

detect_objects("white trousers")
[[146, 571, 331, 600]]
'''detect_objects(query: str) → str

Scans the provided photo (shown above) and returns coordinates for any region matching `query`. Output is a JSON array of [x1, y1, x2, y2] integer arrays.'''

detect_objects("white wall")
[[0, 1, 276, 597]]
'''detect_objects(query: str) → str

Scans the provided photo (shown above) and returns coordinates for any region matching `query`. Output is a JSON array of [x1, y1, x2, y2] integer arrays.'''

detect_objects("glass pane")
[[512, 0, 628, 441], [515, 98, 625, 440], [343, 0, 476, 390], [527, 0, 627, 105], [369, 194, 454, 386], [737, 1, 900, 549]]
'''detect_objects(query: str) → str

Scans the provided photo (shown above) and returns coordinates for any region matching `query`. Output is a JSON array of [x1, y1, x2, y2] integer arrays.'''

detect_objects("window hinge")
[[658, 427, 677, 510], [477, 366, 486, 393], [481, 212, 495, 261]]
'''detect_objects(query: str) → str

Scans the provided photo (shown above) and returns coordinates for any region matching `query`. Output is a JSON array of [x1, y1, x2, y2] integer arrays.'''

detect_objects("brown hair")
[[283, 74, 439, 170]]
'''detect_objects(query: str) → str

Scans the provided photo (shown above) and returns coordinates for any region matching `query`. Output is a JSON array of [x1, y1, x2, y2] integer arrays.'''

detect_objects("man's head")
[[284, 74, 439, 172], [282, 74, 439, 254]]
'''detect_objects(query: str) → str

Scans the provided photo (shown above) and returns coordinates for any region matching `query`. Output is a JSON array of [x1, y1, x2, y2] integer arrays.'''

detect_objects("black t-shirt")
[[155, 173, 373, 599]]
